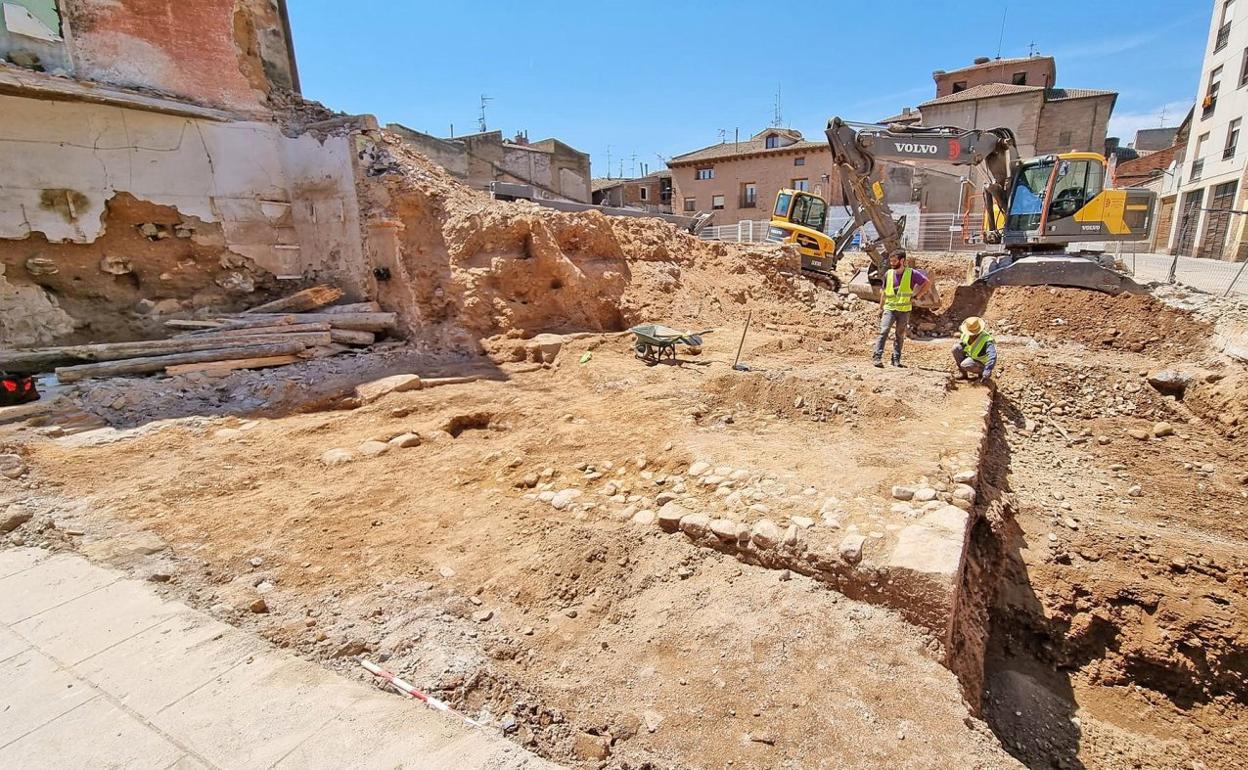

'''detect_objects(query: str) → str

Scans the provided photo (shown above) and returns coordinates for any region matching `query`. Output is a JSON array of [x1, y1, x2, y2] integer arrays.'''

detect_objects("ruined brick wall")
[[59, 0, 296, 110]]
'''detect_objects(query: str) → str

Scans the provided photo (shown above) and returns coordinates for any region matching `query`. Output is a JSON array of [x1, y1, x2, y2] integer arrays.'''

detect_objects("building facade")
[[1163, 0, 1248, 260], [668, 128, 913, 226], [915, 59, 1116, 239], [933, 55, 1056, 99], [592, 170, 673, 213], [387, 126, 591, 203]]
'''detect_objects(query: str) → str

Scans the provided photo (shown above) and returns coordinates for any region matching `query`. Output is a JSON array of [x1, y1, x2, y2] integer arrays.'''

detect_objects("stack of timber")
[[0, 286, 397, 383]]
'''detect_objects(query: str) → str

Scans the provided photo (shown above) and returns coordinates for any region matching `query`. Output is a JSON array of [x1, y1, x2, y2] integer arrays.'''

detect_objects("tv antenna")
[[629, 152, 638, 178], [1159, 105, 1169, 127], [771, 84, 783, 127], [478, 95, 492, 133], [995, 6, 1008, 59], [606, 145, 612, 178]]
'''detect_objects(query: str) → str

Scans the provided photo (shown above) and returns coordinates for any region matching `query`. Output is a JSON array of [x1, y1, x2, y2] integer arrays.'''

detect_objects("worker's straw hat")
[[960, 316, 986, 336]]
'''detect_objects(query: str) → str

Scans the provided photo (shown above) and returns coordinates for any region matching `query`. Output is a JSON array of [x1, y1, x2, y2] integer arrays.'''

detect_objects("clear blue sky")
[[288, 1, 1210, 178]]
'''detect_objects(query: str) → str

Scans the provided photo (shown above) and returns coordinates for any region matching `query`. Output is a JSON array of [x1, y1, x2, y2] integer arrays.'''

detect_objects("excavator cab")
[[766, 189, 841, 283]]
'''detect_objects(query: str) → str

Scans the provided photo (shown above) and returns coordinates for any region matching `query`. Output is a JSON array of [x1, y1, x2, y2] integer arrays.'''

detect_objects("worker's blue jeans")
[[873, 309, 909, 360]]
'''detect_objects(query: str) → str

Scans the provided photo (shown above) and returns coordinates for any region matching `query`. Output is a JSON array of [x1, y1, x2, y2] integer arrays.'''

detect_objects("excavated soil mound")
[[360, 136, 827, 351], [1186, 371, 1248, 438], [966, 287, 1211, 357]]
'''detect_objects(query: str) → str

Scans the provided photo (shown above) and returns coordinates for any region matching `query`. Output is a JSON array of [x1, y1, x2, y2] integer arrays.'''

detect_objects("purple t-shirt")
[[886, 267, 928, 288]]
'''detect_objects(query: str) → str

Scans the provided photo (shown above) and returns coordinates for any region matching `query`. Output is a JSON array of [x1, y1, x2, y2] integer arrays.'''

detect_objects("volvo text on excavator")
[[766, 117, 1156, 301]]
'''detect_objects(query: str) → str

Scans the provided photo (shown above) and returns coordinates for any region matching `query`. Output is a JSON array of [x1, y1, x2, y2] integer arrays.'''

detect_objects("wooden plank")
[[323, 301, 382, 314], [233, 312, 397, 332], [242, 285, 344, 315], [164, 320, 225, 330], [190, 322, 332, 339], [56, 341, 313, 383], [1, 331, 332, 372], [329, 329, 375, 346], [165, 355, 303, 376], [190, 315, 301, 334]]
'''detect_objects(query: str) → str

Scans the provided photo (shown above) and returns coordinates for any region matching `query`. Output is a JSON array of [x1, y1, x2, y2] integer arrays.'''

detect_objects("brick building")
[[933, 55, 1056, 99], [668, 127, 913, 225]]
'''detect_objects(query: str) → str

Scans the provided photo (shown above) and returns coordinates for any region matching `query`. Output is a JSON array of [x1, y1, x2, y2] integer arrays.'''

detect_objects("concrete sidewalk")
[[0, 548, 557, 769]]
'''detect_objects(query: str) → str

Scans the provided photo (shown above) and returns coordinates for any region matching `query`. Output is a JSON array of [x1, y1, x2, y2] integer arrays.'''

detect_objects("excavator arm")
[[824, 117, 1017, 279]]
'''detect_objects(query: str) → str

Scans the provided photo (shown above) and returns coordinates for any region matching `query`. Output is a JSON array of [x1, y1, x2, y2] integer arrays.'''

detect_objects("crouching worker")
[[953, 316, 997, 382]]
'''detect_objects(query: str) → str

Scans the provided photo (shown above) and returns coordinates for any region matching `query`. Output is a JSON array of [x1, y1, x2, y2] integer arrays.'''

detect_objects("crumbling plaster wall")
[[0, 93, 372, 344]]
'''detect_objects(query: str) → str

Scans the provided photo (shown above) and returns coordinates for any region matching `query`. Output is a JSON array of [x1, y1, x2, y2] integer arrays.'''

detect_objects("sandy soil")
[[2, 139, 1246, 770]]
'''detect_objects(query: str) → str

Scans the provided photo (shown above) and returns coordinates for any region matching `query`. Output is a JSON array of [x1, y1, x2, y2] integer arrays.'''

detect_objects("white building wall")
[[1172, 0, 1248, 258]]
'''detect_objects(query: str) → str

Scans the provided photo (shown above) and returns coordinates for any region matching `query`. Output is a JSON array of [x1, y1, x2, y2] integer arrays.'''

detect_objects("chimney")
[[513, 131, 529, 146], [902, 107, 912, 116], [973, 56, 991, 65]]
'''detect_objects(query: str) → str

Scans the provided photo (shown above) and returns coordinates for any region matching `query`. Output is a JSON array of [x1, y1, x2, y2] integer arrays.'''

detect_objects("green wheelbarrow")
[[629, 324, 711, 364]]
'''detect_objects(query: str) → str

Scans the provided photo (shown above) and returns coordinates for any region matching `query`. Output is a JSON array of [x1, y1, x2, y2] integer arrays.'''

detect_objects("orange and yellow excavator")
[[767, 117, 1155, 300]]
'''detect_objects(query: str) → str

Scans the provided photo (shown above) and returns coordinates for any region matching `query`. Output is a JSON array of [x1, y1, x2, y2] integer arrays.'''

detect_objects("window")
[[683, 197, 696, 212], [639, 186, 649, 201], [791, 178, 809, 192], [951, 81, 967, 93], [740, 182, 757, 208], [765, 134, 781, 149], [1227, 119, 1241, 160], [711, 195, 725, 210], [1217, 0, 1235, 51], [1058, 130, 1073, 148], [1204, 66, 1223, 119], [1241, 48, 1248, 87], [1046, 159, 1104, 223], [1193, 132, 1210, 180], [774, 192, 792, 217], [789, 193, 827, 231], [1012, 72, 1028, 85], [794, 157, 806, 166], [695, 167, 714, 180], [1006, 160, 1054, 232]]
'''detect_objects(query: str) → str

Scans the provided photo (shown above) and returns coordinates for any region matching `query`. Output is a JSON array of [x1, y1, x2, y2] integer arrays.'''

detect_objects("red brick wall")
[[64, 0, 291, 110]]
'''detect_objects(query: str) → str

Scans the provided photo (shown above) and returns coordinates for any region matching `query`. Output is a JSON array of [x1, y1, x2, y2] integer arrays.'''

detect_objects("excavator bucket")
[[846, 266, 942, 307], [974, 254, 1147, 295]]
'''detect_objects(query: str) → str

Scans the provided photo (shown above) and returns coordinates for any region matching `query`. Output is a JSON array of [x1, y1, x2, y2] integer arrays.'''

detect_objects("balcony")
[[1216, 22, 1231, 52], [1226, 145, 1238, 161]]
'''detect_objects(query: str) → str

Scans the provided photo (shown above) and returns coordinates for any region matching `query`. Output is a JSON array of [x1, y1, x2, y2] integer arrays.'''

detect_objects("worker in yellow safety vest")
[[872, 249, 932, 368], [953, 316, 997, 382]]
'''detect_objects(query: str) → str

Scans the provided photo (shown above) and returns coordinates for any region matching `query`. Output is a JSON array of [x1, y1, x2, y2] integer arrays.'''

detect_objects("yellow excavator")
[[767, 117, 1155, 302]]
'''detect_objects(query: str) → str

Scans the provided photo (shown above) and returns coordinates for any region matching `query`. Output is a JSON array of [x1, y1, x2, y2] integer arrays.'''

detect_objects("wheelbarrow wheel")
[[635, 341, 653, 360]]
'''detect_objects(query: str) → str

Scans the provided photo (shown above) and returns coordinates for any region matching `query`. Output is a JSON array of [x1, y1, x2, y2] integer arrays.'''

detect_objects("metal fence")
[[697, 211, 1248, 298], [1115, 245, 1248, 297]]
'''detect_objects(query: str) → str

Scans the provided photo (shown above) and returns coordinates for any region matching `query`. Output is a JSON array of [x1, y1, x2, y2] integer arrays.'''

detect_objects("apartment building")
[[668, 128, 913, 226], [1164, 0, 1248, 260]]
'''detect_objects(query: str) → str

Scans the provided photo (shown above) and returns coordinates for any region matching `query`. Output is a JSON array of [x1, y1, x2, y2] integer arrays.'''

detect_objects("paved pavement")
[[0, 548, 557, 769]]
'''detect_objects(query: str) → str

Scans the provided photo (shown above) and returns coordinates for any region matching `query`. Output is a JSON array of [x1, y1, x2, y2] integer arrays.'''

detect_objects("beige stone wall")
[[1035, 96, 1114, 154]]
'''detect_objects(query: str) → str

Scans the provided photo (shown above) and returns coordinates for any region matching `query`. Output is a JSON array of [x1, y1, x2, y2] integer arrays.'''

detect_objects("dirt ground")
[[2, 141, 1246, 769]]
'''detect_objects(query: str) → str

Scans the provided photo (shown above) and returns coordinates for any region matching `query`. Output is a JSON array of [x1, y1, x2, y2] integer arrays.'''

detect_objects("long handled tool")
[[362, 659, 484, 729], [732, 310, 753, 371]]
